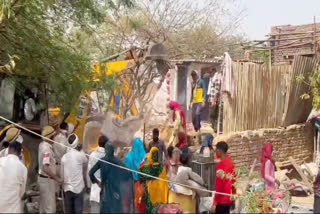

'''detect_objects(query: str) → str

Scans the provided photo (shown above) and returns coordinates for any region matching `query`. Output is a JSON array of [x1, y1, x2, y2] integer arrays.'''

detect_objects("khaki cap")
[[42, 126, 56, 139], [6, 127, 21, 143]]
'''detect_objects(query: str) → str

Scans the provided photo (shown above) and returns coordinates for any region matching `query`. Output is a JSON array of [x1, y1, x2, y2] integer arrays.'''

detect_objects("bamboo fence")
[[223, 56, 318, 133]]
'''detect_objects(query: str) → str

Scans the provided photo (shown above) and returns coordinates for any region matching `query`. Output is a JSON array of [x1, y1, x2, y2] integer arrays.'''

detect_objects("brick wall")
[[270, 23, 320, 63], [214, 123, 314, 169]]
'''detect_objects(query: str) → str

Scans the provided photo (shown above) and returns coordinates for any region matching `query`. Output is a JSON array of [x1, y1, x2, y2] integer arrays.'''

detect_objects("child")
[[212, 141, 235, 214]]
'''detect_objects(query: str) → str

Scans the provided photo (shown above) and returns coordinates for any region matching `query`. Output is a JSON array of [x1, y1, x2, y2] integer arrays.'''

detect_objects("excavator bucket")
[[145, 43, 167, 60], [145, 43, 170, 76], [83, 121, 103, 154], [101, 111, 143, 147]]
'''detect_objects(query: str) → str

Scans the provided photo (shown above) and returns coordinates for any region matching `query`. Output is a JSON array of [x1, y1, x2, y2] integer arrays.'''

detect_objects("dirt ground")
[[289, 194, 314, 213], [82, 194, 315, 214]]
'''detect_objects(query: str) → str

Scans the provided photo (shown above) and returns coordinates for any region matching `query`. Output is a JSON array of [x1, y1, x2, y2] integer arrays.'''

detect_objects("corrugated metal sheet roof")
[[171, 58, 265, 64], [170, 58, 223, 64], [233, 59, 265, 64]]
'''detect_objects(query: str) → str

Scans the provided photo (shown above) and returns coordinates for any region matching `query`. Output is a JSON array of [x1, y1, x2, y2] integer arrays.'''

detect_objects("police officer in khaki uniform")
[[38, 126, 62, 214], [1, 127, 26, 164]]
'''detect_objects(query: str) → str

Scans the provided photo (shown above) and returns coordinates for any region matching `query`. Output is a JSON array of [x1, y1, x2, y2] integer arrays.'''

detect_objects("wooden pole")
[[269, 49, 272, 70], [316, 130, 320, 159], [143, 122, 146, 144], [61, 187, 65, 214], [289, 156, 313, 190], [313, 16, 317, 54], [252, 34, 320, 42], [267, 30, 320, 36], [247, 159, 257, 189], [235, 158, 257, 213], [217, 93, 222, 135], [99, 49, 131, 63], [313, 127, 318, 163]]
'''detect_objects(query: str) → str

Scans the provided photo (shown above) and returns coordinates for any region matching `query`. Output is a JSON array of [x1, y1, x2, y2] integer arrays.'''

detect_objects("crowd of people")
[[0, 68, 319, 214], [0, 109, 239, 214], [0, 68, 224, 213], [0, 117, 319, 214], [0, 92, 267, 214]]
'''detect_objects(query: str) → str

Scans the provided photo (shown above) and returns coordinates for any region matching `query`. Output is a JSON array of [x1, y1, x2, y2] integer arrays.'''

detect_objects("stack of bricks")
[[214, 123, 313, 169], [270, 23, 320, 63]]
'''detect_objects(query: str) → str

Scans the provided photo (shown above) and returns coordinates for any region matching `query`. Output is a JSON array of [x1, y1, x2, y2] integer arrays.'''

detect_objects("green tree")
[[0, 0, 133, 112], [70, 0, 246, 118], [296, 65, 320, 110], [75, 0, 246, 60], [311, 65, 320, 110]]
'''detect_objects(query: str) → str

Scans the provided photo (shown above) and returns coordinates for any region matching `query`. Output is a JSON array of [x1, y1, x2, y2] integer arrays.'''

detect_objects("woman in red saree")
[[168, 101, 187, 152]]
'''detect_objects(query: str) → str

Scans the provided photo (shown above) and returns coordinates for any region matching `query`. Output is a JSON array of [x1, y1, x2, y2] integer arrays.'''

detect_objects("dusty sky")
[[241, 0, 320, 39]]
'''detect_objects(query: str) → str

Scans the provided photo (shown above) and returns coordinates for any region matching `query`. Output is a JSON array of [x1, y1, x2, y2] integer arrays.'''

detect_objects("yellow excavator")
[[0, 43, 168, 182], [65, 59, 139, 152], [0, 54, 139, 183], [0, 43, 168, 213], [65, 43, 168, 153]]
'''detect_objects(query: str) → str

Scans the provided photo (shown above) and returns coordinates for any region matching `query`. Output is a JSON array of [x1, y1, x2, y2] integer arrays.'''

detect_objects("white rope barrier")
[[0, 115, 235, 198]]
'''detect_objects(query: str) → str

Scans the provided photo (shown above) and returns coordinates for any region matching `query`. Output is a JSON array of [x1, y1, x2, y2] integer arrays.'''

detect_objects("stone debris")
[[275, 169, 290, 183], [101, 111, 143, 147], [301, 162, 318, 177]]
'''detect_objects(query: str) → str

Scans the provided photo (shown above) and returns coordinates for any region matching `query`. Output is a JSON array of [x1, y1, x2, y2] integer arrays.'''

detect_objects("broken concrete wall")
[[214, 123, 313, 169], [142, 68, 176, 143]]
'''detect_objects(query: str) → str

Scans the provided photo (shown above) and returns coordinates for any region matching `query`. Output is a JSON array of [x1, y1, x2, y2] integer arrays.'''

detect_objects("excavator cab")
[[0, 77, 48, 185]]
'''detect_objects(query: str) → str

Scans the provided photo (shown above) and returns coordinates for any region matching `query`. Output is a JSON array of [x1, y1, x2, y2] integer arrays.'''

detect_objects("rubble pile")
[[234, 168, 291, 213]]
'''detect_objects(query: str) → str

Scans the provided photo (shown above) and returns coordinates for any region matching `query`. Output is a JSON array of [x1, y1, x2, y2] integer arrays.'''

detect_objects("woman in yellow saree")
[[139, 147, 169, 213]]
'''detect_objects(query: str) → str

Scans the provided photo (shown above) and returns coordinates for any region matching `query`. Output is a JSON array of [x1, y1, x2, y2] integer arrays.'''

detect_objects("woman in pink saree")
[[261, 143, 276, 192]]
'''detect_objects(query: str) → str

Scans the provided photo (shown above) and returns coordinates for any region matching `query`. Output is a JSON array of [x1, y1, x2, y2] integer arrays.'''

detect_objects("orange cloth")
[[134, 181, 144, 212]]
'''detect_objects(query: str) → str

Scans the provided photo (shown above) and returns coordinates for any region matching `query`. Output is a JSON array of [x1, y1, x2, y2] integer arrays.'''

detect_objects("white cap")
[[68, 133, 79, 149]]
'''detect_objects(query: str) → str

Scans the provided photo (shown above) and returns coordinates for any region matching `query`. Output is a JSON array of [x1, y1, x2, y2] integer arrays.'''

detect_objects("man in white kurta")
[[87, 135, 107, 213], [61, 134, 88, 214], [0, 141, 27, 213]]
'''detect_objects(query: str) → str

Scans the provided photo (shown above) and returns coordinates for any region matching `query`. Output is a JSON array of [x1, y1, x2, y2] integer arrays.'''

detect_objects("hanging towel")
[[222, 52, 235, 99]]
